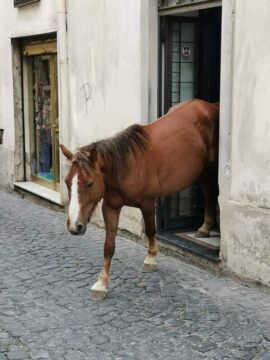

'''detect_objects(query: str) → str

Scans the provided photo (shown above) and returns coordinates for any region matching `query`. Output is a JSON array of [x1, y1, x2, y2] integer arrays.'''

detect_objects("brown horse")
[[60, 99, 219, 300]]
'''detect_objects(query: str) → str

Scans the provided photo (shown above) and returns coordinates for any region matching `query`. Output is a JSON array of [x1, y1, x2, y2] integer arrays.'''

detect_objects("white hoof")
[[90, 280, 107, 301], [141, 263, 158, 272], [90, 289, 107, 301], [194, 230, 209, 238], [141, 255, 158, 272]]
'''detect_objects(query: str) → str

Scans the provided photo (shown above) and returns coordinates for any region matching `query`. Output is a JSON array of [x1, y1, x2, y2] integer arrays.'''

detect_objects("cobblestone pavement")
[[0, 191, 270, 360]]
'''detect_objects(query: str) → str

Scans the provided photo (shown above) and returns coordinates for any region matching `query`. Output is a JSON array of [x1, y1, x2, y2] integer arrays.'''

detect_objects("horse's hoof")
[[141, 263, 158, 272], [90, 289, 107, 301], [194, 230, 209, 238]]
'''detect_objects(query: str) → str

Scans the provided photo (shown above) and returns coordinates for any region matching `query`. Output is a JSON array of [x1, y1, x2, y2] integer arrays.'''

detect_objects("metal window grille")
[[14, 0, 40, 7], [159, 0, 219, 8]]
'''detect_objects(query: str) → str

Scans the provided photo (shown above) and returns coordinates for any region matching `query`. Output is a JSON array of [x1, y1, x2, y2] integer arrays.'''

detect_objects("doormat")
[[175, 230, 220, 251]]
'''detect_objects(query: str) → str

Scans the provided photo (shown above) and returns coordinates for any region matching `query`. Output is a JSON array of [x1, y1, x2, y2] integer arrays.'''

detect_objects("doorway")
[[158, 6, 221, 258], [23, 38, 60, 192]]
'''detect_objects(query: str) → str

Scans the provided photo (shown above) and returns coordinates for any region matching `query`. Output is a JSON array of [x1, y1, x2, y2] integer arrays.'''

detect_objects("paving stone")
[[6, 349, 29, 360], [64, 350, 86, 360], [91, 335, 109, 345], [0, 190, 270, 359]]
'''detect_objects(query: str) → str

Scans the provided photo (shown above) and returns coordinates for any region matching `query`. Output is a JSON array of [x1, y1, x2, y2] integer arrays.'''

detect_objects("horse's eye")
[[86, 182, 93, 188]]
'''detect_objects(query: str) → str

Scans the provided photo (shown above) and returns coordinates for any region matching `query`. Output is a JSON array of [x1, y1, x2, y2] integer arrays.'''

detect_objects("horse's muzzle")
[[68, 222, 87, 236]]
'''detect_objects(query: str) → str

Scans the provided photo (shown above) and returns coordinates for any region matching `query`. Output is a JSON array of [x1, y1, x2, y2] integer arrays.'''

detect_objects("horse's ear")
[[90, 149, 97, 165], [59, 144, 73, 161]]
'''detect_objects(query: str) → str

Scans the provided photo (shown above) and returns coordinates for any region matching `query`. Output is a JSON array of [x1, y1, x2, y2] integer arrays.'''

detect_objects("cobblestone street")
[[0, 191, 269, 359]]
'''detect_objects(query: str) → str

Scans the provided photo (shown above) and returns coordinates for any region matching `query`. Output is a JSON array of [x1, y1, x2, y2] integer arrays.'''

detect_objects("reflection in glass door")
[[170, 20, 197, 105], [27, 49, 59, 191]]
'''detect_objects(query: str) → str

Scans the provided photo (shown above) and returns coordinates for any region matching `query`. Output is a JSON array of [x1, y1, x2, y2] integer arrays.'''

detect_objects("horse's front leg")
[[90, 201, 120, 300], [140, 201, 158, 272]]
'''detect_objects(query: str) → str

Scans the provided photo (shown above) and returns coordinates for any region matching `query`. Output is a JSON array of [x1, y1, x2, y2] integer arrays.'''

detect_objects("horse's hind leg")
[[140, 201, 158, 272], [90, 201, 120, 300], [195, 163, 219, 238]]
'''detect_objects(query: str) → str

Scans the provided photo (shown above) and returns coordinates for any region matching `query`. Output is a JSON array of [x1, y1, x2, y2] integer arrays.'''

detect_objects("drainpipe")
[[57, 0, 70, 203]]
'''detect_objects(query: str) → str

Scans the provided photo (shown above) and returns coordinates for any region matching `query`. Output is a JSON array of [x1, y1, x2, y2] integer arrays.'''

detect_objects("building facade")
[[0, 0, 269, 287]]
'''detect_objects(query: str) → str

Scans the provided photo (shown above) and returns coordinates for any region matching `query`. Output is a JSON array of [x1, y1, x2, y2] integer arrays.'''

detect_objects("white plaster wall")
[[221, 202, 270, 285], [66, 0, 157, 148], [230, 0, 270, 208], [220, 0, 270, 286], [0, 0, 57, 187]]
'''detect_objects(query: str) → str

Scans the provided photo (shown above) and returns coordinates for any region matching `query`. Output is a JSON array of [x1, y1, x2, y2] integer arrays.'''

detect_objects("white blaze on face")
[[69, 174, 80, 228]]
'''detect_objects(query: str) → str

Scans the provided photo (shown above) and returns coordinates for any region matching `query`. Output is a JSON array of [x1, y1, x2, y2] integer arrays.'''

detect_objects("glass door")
[[170, 19, 198, 105], [26, 43, 60, 192], [160, 16, 203, 230]]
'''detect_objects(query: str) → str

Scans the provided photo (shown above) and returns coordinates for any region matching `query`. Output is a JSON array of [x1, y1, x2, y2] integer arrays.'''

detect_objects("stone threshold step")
[[175, 230, 220, 251], [156, 231, 221, 266]]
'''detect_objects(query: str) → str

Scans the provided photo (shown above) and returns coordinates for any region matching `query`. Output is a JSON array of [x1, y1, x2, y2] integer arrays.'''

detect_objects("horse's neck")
[[97, 156, 118, 187], [101, 153, 138, 193], [98, 155, 111, 175]]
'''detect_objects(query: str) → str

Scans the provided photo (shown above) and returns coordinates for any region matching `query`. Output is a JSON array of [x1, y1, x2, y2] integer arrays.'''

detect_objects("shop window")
[[23, 41, 60, 192]]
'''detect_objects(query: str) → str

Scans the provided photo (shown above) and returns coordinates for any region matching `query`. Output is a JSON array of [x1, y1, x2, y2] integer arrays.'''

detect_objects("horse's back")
[[148, 99, 218, 149], [167, 99, 219, 124]]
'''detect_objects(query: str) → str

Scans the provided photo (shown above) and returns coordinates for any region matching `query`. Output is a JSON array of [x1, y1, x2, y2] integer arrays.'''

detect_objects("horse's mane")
[[73, 124, 149, 179]]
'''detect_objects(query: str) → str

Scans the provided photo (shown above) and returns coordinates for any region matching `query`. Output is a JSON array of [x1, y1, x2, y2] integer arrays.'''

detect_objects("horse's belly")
[[157, 150, 206, 197]]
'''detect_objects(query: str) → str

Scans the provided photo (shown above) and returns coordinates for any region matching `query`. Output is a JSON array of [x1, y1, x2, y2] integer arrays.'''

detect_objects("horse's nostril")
[[76, 224, 83, 233]]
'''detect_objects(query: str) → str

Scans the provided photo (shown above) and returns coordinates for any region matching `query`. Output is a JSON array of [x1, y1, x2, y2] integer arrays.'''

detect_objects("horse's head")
[[60, 144, 105, 235]]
